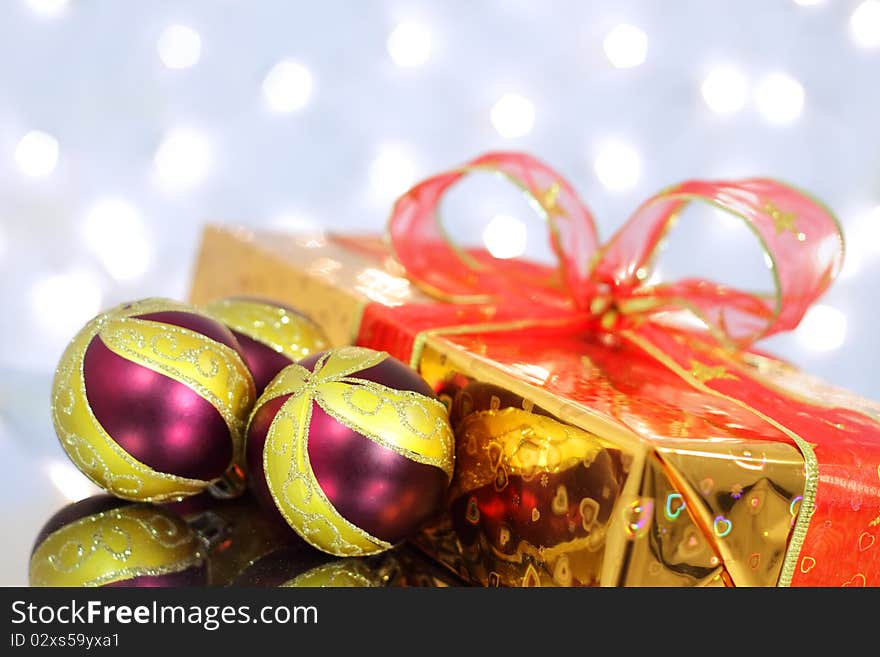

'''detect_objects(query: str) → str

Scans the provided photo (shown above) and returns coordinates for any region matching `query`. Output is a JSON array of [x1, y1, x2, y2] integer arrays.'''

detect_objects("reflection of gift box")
[[190, 152, 880, 587]]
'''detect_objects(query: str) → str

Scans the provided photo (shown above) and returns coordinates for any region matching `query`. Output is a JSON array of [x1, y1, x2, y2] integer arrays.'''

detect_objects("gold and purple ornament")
[[204, 297, 329, 396], [245, 346, 455, 556], [29, 496, 207, 587], [51, 298, 255, 503], [229, 541, 381, 587]]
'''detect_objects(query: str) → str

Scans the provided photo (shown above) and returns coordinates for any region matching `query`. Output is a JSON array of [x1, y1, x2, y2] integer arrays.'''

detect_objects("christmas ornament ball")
[[230, 542, 380, 587], [246, 346, 454, 556], [204, 297, 329, 395], [51, 298, 256, 503], [29, 496, 206, 587]]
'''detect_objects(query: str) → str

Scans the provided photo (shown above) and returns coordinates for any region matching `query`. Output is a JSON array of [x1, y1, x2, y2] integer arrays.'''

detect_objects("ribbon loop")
[[594, 179, 845, 344], [387, 152, 600, 309], [388, 153, 845, 346]]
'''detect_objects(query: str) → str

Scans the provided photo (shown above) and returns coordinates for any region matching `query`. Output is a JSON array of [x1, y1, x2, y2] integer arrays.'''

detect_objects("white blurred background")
[[2, 0, 880, 583]]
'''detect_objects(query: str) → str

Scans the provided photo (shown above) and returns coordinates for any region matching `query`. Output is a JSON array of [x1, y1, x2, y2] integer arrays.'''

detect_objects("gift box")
[[190, 152, 880, 587]]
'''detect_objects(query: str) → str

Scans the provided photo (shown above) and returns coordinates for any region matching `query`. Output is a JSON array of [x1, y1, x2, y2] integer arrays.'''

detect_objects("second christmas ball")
[[204, 297, 329, 395], [246, 346, 454, 556]]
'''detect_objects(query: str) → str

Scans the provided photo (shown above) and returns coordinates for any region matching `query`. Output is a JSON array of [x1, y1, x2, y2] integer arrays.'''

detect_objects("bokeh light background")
[[2, 0, 880, 583]]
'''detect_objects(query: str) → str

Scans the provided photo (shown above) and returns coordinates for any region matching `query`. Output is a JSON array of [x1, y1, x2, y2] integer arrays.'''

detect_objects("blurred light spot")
[[594, 141, 641, 191], [840, 205, 880, 279], [30, 271, 102, 337], [701, 66, 748, 114], [355, 268, 412, 306], [755, 73, 804, 123], [271, 212, 326, 248], [83, 198, 152, 281], [793, 0, 824, 5], [15, 130, 58, 177], [25, 0, 68, 16], [851, 1, 880, 48], [840, 246, 862, 279], [602, 24, 647, 68], [308, 256, 342, 277], [157, 24, 202, 69], [490, 93, 535, 138], [154, 127, 212, 189], [271, 212, 315, 232], [509, 363, 550, 385], [369, 145, 416, 201], [262, 60, 313, 113], [483, 215, 527, 259], [796, 304, 847, 351], [852, 206, 880, 251], [387, 22, 431, 67], [46, 461, 99, 502]]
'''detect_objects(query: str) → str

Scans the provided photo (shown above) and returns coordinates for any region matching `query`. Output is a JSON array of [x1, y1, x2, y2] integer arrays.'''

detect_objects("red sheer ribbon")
[[388, 152, 844, 346]]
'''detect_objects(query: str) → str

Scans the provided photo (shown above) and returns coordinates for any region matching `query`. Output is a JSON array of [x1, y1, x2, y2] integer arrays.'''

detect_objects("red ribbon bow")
[[388, 151, 844, 347]]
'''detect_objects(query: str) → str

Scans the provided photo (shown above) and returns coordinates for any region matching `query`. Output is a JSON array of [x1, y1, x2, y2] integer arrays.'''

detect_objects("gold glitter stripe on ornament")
[[281, 559, 380, 587], [51, 312, 210, 502], [620, 330, 817, 588], [98, 316, 255, 465], [263, 391, 392, 557], [243, 362, 307, 481], [308, 346, 388, 383], [254, 362, 312, 407], [315, 380, 454, 479], [204, 298, 329, 361], [29, 506, 204, 587]]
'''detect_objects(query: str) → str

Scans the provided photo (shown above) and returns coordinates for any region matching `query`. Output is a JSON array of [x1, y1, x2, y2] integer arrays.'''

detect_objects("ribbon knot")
[[587, 289, 666, 334], [388, 151, 845, 348]]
